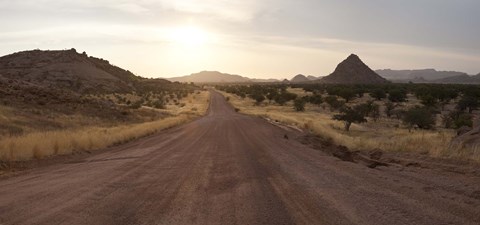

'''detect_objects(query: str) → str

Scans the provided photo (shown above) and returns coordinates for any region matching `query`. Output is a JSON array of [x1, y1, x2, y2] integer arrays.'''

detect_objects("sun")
[[169, 26, 209, 47]]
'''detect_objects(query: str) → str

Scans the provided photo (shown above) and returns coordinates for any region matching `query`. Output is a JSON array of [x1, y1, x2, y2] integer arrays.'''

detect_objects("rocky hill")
[[167, 71, 251, 83], [320, 54, 389, 84], [167, 71, 285, 83], [0, 49, 184, 94], [290, 74, 310, 83], [0, 49, 149, 93], [307, 75, 318, 80], [251, 78, 281, 83]]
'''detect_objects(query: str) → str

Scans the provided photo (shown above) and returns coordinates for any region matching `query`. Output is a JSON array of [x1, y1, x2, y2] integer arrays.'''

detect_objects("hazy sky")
[[1, 0, 479, 79]]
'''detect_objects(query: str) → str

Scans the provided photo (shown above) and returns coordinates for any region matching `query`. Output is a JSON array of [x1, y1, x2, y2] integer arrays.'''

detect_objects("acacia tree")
[[384, 101, 396, 118], [337, 88, 356, 103], [369, 103, 381, 122], [457, 95, 479, 113], [370, 89, 386, 100], [266, 91, 277, 103], [333, 106, 367, 131], [388, 89, 407, 102], [443, 110, 473, 128], [250, 93, 265, 105]]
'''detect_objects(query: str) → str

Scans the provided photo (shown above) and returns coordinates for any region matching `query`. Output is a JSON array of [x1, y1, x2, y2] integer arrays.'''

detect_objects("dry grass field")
[[0, 91, 210, 161], [220, 89, 479, 162]]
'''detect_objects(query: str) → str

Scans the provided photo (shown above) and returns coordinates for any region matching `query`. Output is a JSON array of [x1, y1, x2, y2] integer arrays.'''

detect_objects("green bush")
[[388, 89, 407, 102], [293, 98, 306, 112], [325, 95, 345, 112], [370, 89, 386, 100], [130, 100, 143, 109], [402, 106, 435, 130]]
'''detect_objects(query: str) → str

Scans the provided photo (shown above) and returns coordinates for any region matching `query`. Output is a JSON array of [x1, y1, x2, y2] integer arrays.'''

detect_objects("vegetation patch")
[[217, 83, 480, 162], [0, 91, 210, 161]]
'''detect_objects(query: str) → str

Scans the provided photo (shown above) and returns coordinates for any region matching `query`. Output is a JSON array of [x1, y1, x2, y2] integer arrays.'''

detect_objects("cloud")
[[0, 0, 478, 76], [109, 2, 151, 14], [163, 0, 259, 22]]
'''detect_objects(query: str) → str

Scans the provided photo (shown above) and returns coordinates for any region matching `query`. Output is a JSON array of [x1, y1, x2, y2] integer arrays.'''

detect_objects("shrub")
[[388, 89, 407, 102], [293, 98, 306, 111], [274, 95, 288, 105], [274, 91, 297, 105], [266, 92, 277, 103], [130, 100, 143, 109], [250, 93, 265, 105], [402, 106, 435, 130], [454, 113, 473, 128], [152, 100, 165, 109], [370, 89, 386, 100], [363, 102, 380, 121], [419, 94, 437, 107], [337, 89, 356, 102], [444, 111, 473, 128], [308, 94, 323, 105], [325, 95, 345, 112]]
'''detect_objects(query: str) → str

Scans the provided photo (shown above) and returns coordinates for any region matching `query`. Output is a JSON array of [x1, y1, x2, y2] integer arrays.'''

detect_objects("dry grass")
[[153, 91, 210, 116], [220, 91, 480, 162], [0, 91, 210, 161], [286, 87, 311, 97]]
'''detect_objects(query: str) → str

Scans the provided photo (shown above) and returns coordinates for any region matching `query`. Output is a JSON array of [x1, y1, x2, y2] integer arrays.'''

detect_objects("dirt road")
[[1, 91, 479, 225]]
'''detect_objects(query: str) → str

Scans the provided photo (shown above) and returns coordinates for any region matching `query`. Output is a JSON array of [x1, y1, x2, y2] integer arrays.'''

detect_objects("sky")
[[1, 0, 479, 79]]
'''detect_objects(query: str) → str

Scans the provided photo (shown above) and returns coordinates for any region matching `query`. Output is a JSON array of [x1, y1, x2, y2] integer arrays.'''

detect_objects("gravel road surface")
[[0, 91, 479, 225]]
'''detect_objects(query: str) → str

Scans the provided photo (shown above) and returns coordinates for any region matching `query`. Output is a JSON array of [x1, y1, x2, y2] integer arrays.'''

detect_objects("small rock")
[[457, 126, 472, 136], [369, 149, 383, 160], [405, 162, 421, 167], [367, 162, 381, 168], [332, 146, 354, 162]]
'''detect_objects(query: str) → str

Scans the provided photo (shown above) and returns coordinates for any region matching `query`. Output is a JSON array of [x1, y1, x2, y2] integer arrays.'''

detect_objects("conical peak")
[[346, 54, 361, 61]]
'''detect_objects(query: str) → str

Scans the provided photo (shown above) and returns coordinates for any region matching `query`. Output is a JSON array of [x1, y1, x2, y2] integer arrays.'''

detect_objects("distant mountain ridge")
[[376, 69, 468, 81], [167, 55, 390, 84], [432, 73, 480, 84], [376, 69, 480, 84], [319, 54, 389, 84], [167, 71, 283, 83]]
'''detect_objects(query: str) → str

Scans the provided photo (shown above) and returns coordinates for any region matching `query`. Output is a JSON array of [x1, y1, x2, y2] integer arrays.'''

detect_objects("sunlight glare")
[[169, 26, 209, 47]]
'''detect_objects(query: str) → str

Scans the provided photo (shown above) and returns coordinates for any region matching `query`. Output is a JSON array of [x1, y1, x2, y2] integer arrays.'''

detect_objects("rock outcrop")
[[320, 54, 389, 84]]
